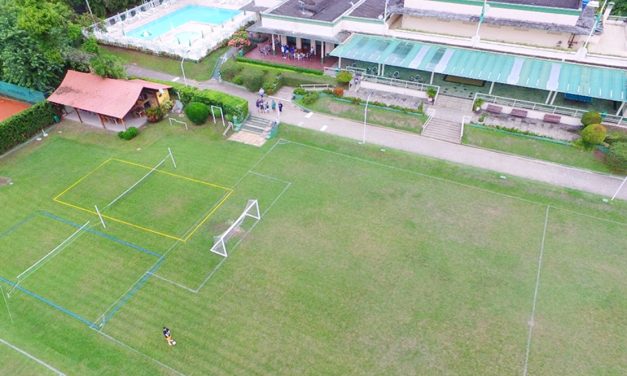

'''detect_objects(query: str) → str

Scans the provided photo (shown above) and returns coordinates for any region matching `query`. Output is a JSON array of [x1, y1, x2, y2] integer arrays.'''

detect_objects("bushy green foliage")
[[117, 127, 138, 140], [160, 81, 247, 120], [426, 87, 437, 99], [239, 69, 265, 92], [262, 73, 282, 95], [90, 54, 126, 79], [235, 57, 323, 75], [219, 60, 243, 81], [605, 132, 627, 145], [81, 37, 100, 54], [302, 91, 320, 105], [580, 111, 602, 126], [580, 124, 607, 145], [184, 102, 210, 125], [145, 106, 164, 123], [0, 101, 56, 154], [605, 141, 627, 173], [336, 71, 352, 85], [293, 88, 307, 96]]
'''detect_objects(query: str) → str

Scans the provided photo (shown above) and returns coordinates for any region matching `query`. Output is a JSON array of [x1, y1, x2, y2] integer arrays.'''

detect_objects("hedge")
[[150, 79, 249, 120], [0, 101, 56, 155], [235, 56, 323, 75]]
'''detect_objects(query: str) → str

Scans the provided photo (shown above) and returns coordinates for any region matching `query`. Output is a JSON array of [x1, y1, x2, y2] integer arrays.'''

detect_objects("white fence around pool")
[[86, 0, 255, 61]]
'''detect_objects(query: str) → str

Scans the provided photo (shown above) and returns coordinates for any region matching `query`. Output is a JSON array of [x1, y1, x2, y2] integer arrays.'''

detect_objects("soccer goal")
[[210, 199, 260, 257]]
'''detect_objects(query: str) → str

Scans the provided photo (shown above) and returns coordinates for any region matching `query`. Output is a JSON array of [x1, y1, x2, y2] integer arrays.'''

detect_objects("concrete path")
[[126, 65, 627, 200]]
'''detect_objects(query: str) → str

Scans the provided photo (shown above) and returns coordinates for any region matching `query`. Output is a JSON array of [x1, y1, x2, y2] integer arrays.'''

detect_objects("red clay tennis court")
[[0, 96, 30, 121]]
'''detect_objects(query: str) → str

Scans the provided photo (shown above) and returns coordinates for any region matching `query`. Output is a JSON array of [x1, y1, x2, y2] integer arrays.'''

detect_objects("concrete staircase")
[[241, 116, 274, 137], [422, 118, 462, 143]]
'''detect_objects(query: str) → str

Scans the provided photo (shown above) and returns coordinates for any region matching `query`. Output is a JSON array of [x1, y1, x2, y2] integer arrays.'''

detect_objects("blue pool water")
[[128, 6, 239, 40]]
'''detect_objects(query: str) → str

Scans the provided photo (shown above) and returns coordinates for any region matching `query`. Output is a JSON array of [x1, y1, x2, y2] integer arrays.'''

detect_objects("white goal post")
[[210, 199, 260, 257]]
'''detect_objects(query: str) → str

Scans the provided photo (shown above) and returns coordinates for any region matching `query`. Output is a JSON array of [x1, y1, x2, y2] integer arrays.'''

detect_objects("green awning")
[[331, 34, 627, 102]]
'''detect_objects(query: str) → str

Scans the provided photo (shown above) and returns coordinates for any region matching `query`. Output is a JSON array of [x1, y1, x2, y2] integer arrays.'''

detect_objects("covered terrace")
[[331, 34, 627, 116]]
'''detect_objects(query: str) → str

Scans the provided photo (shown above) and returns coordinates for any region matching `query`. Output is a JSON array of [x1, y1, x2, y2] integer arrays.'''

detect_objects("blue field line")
[[99, 258, 164, 328], [39, 211, 162, 258], [0, 275, 98, 329], [0, 212, 39, 239]]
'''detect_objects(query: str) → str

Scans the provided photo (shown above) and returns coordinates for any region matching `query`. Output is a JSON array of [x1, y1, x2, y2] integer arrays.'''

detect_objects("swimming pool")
[[127, 5, 239, 40]]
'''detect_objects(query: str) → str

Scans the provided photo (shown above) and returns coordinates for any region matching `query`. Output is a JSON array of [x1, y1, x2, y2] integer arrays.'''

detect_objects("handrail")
[[422, 108, 436, 132], [474, 92, 625, 128]]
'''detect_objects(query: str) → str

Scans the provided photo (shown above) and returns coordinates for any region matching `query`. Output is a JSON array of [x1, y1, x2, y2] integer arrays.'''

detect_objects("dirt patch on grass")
[[0, 176, 12, 186]]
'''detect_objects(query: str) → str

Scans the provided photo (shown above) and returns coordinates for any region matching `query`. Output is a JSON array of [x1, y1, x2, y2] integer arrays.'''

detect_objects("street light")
[[360, 92, 373, 144], [472, 0, 489, 47], [180, 49, 191, 85]]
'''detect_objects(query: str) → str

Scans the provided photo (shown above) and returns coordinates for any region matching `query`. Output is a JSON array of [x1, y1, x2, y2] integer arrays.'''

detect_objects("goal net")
[[210, 199, 260, 257]]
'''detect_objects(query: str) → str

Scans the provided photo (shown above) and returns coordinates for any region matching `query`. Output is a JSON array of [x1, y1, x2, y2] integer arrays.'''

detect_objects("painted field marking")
[[171, 77, 180, 82], [53, 158, 234, 242], [305, 112, 313, 118], [523, 205, 551, 376], [0, 338, 66, 376], [320, 125, 328, 132]]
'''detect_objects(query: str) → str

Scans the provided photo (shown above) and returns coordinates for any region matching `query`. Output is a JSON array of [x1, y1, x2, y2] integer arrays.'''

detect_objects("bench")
[[510, 109, 528, 118], [543, 114, 561, 124], [486, 104, 503, 114]]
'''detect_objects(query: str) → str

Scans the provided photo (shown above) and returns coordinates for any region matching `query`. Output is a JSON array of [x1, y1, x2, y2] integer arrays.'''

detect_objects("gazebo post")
[[98, 114, 106, 129], [121, 118, 127, 130], [74, 108, 83, 123]]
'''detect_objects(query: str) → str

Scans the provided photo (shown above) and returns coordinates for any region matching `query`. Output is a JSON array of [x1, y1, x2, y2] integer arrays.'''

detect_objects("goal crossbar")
[[210, 199, 260, 257]]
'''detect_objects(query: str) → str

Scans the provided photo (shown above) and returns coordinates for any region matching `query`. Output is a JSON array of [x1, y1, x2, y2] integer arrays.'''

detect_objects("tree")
[[580, 111, 602, 126], [90, 54, 126, 78], [580, 124, 607, 146], [605, 142, 627, 173]]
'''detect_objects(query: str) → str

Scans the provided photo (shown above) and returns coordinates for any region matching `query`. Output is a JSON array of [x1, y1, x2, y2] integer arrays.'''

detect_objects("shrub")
[[426, 87, 437, 99], [417, 102, 424, 113], [148, 79, 249, 120], [293, 88, 307, 96], [473, 98, 484, 112], [185, 102, 210, 125], [262, 72, 282, 95], [580, 124, 607, 145], [332, 87, 344, 97], [145, 106, 164, 123], [302, 91, 320, 105], [161, 100, 174, 113], [0, 101, 56, 155], [605, 141, 627, 173], [235, 57, 323, 75], [350, 96, 362, 105], [581, 111, 602, 126], [605, 132, 627, 145], [239, 69, 265, 92], [336, 71, 352, 85], [220, 60, 242, 81], [118, 127, 139, 140]]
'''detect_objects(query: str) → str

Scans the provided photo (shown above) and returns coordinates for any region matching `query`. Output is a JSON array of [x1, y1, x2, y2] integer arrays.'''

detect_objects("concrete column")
[[338, 56, 342, 68], [271, 34, 276, 54], [280, 35, 287, 45], [296, 37, 302, 49], [616, 101, 625, 116], [489, 81, 495, 95], [550, 91, 558, 105], [321, 41, 325, 63], [381, 64, 385, 76], [545, 90, 553, 104], [325, 42, 334, 54], [430, 71, 434, 85], [311, 40, 316, 54]]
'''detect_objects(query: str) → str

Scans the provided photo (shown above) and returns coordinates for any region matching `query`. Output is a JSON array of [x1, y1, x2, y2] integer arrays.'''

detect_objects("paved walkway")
[[126, 65, 627, 200]]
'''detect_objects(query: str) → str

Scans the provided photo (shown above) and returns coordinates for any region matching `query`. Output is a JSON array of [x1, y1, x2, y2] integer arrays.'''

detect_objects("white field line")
[[94, 331, 186, 376], [523, 205, 551, 376], [148, 272, 197, 293], [0, 286, 13, 323], [280, 139, 627, 226], [9, 221, 91, 296], [232, 138, 283, 187], [0, 338, 66, 376], [105, 155, 169, 209]]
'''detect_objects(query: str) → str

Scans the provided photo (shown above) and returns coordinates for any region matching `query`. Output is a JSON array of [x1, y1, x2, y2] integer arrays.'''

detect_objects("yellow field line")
[[54, 197, 186, 242], [183, 189, 234, 241], [111, 158, 233, 192], [53, 158, 113, 201]]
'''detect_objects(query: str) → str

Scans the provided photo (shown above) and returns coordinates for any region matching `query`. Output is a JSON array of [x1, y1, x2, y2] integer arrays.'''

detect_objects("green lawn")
[[297, 96, 427, 133], [103, 45, 229, 81], [463, 124, 611, 173], [0, 118, 625, 375]]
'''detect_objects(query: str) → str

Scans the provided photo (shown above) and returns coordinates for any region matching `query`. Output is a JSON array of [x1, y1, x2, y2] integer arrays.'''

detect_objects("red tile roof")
[[48, 71, 171, 119]]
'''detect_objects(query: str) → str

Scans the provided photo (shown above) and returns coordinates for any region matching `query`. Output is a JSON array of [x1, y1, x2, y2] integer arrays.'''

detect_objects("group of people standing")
[[256, 88, 283, 114]]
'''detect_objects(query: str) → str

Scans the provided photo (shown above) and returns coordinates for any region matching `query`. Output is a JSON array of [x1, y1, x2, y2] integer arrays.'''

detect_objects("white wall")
[[254, 0, 283, 8], [261, 17, 336, 37]]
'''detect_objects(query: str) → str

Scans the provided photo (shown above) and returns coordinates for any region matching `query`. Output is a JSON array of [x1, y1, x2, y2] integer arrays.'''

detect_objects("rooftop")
[[348, 0, 387, 19], [269, 0, 354, 22], [487, 0, 581, 9]]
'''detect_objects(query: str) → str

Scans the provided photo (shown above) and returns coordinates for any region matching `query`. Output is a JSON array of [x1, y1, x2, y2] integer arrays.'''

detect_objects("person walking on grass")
[[163, 326, 176, 346]]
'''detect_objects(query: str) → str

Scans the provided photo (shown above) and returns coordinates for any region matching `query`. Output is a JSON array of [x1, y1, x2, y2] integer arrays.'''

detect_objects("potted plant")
[[426, 87, 437, 103], [146, 106, 164, 123], [473, 98, 484, 113], [228, 31, 251, 56]]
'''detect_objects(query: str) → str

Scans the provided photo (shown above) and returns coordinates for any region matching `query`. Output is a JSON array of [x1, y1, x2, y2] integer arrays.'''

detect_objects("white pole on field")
[[610, 175, 627, 201], [94, 205, 106, 228]]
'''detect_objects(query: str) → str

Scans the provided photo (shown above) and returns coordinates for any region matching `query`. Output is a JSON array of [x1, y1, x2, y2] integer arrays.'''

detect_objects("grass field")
[[297, 96, 427, 133], [0, 118, 625, 375], [103, 45, 229, 81], [463, 124, 610, 173]]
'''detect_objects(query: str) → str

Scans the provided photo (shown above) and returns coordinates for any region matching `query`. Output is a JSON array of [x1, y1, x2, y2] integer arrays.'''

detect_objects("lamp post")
[[360, 92, 373, 144], [472, 0, 489, 47], [180, 50, 190, 85]]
